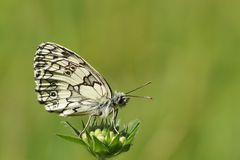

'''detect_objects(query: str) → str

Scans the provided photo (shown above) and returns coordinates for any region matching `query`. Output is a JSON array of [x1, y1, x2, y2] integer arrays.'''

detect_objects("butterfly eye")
[[49, 91, 57, 98], [118, 98, 126, 106]]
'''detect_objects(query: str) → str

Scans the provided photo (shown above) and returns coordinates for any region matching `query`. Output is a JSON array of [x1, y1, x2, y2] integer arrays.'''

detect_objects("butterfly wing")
[[34, 42, 112, 116]]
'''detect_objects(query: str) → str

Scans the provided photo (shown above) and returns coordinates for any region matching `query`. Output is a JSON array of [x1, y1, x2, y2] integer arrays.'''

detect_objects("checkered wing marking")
[[34, 42, 112, 116]]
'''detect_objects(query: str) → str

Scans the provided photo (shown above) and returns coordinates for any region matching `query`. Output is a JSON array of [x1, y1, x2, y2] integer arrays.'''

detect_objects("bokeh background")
[[0, 0, 240, 160]]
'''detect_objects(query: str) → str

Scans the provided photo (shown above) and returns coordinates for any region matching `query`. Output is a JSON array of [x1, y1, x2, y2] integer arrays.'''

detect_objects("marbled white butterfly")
[[34, 42, 151, 133]]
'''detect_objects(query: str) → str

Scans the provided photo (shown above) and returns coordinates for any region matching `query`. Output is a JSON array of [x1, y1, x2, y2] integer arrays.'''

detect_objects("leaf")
[[127, 120, 140, 134], [84, 131, 94, 147], [56, 134, 86, 146], [64, 121, 80, 136]]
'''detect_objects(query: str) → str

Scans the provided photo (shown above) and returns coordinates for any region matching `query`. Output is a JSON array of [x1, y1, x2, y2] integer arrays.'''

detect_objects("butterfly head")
[[112, 92, 130, 107], [112, 82, 152, 108]]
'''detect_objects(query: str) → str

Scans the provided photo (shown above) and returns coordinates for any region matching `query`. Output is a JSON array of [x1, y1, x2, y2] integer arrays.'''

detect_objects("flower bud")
[[94, 128, 101, 136], [119, 136, 126, 144], [81, 133, 88, 143], [102, 129, 107, 136], [59, 120, 140, 160], [96, 134, 105, 142], [90, 131, 94, 137]]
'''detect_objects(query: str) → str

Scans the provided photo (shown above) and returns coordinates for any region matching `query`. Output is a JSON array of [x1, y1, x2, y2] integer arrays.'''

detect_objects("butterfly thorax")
[[98, 91, 129, 118]]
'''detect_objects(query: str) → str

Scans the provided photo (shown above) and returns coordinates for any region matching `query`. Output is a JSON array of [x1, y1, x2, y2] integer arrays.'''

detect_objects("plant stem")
[[97, 156, 106, 160]]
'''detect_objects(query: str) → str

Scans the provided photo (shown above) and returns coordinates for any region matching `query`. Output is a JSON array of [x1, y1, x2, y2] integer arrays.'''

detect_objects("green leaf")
[[64, 121, 80, 136], [85, 131, 93, 147], [56, 134, 86, 146], [127, 120, 140, 134]]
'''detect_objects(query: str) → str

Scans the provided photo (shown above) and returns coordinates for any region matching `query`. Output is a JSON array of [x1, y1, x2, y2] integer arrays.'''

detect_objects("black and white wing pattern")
[[34, 42, 113, 116]]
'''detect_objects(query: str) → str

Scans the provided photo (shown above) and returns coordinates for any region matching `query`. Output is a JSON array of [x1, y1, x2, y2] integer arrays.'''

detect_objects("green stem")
[[97, 156, 106, 160]]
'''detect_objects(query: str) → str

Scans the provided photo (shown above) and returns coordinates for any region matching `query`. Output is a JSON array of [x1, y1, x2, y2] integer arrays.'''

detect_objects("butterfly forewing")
[[34, 42, 112, 116]]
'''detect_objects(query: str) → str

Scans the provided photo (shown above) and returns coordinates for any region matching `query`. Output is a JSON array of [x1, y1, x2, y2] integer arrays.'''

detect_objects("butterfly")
[[34, 42, 151, 133]]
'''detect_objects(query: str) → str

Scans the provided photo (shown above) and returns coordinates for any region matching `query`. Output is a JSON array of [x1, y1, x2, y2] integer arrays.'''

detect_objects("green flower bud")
[[81, 133, 87, 143], [101, 129, 107, 136], [94, 128, 101, 136], [96, 134, 105, 142], [58, 120, 140, 160], [90, 131, 94, 137], [119, 136, 126, 144]]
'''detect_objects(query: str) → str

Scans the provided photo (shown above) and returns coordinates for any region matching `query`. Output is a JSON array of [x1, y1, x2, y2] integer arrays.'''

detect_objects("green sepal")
[[92, 136, 109, 154], [125, 120, 140, 145], [109, 134, 122, 154]]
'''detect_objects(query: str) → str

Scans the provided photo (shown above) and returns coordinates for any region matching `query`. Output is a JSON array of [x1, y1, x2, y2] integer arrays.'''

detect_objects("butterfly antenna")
[[125, 81, 152, 94], [127, 95, 152, 99]]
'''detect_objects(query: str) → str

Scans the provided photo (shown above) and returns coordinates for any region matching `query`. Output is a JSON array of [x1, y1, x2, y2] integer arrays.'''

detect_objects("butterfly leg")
[[80, 115, 93, 135], [112, 108, 119, 134]]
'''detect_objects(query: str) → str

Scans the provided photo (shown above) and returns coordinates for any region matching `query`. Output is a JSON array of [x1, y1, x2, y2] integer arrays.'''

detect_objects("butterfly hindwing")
[[34, 42, 112, 116]]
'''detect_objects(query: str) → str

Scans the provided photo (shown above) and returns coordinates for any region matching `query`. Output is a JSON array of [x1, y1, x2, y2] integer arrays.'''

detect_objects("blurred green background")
[[0, 0, 240, 160]]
